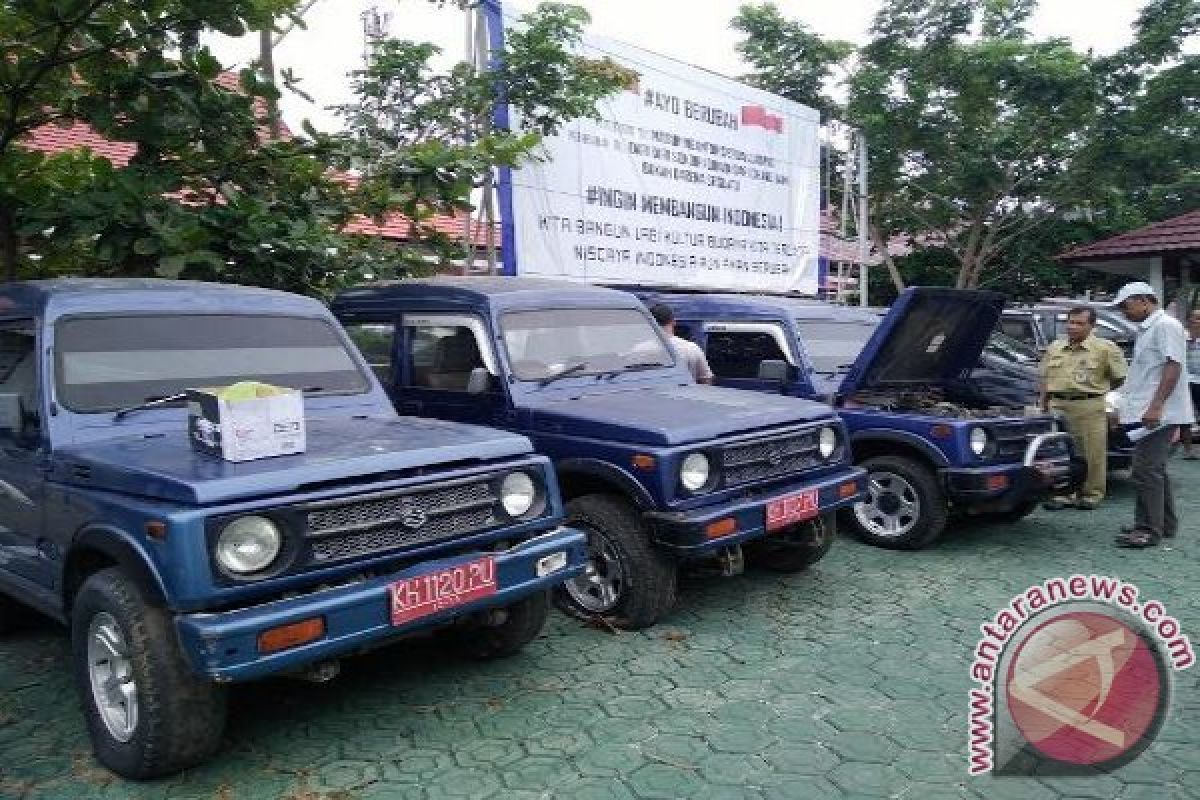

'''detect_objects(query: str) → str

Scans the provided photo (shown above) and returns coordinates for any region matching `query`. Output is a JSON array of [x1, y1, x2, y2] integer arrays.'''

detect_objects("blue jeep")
[[640, 288, 1085, 549], [332, 278, 867, 631], [0, 280, 586, 779]]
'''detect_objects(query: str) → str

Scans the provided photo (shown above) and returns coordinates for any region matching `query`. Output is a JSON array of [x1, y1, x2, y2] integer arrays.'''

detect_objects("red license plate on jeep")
[[766, 488, 820, 532], [389, 557, 497, 626]]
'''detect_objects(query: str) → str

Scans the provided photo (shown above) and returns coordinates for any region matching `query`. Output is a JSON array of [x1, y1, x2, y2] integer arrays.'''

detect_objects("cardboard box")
[[187, 382, 306, 462]]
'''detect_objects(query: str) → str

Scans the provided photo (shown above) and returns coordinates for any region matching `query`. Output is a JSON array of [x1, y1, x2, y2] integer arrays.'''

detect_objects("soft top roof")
[[0, 278, 325, 319], [642, 290, 878, 324], [333, 276, 645, 314]]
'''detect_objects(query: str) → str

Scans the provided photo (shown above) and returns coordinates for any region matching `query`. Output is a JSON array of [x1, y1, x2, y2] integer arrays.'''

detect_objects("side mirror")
[[0, 393, 22, 433], [466, 367, 493, 396], [757, 359, 789, 384]]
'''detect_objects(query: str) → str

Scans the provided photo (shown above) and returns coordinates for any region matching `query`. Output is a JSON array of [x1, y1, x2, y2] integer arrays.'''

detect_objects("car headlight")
[[969, 427, 989, 457], [500, 472, 537, 517], [818, 426, 839, 459], [216, 516, 282, 575], [680, 452, 711, 492]]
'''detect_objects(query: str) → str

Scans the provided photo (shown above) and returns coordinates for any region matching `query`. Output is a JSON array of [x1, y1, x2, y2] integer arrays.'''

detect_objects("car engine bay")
[[845, 388, 1033, 419]]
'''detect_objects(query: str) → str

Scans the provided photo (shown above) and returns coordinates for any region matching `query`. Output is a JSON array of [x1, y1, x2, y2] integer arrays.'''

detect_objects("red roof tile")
[[1058, 209, 1200, 262]]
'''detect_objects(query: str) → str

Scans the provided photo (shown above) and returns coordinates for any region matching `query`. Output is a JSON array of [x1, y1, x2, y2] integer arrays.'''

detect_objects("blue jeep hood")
[[523, 383, 834, 446], [839, 288, 1006, 395], [53, 416, 531, 505]]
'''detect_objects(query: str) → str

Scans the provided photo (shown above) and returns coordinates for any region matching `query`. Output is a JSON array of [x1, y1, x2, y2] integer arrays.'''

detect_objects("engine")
[[846, 388, 1030, 419]]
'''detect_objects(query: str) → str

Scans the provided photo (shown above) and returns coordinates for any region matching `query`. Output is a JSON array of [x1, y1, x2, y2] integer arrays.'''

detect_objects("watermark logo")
[[968, 575, 1193, 776]]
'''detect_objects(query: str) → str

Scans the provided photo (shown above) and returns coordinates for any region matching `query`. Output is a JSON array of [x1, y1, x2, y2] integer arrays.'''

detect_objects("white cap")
[[1112, 281, 1157, 306]]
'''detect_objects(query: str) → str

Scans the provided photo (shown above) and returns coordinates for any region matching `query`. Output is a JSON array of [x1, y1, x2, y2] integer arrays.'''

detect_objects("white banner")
[[501, 20, 822, 294]]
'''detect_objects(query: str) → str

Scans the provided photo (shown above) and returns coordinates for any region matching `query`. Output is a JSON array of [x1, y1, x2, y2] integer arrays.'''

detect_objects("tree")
[[731, 4, 854, 120], [733, 0, 1198, 301], [330, 2, 636, 279], [2, 1, 632, 294]]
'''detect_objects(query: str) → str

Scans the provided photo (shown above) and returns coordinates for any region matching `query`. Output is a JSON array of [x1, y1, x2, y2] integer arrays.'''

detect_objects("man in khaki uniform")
[[1039, 307, 1127, 510]]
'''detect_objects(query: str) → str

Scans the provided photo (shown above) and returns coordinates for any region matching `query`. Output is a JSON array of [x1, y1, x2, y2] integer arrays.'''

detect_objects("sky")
[[208, 0, 1153, 133]]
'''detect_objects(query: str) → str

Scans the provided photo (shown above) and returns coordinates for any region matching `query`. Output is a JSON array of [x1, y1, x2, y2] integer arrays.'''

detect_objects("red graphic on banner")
[[741, 105, 784, 133]]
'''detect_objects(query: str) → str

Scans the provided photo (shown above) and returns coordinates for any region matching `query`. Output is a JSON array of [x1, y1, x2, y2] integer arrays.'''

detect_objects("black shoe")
[[1121, 524, 1176, 538], [1115, 528, 1161, 548], [1043, 498, 1072, 511]]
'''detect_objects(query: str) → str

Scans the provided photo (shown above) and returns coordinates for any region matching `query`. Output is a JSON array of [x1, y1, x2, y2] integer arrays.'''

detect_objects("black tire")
[[749, 514, 836, 573], [71, 567, 227, 780], [840, 455, 947, 550], [983, 500, 1039, 525], [453, 590, 550, 659], [555, 493, 677, 630]]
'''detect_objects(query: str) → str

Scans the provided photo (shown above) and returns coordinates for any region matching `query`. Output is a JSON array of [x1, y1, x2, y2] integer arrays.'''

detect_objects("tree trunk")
[[0, 204, 17, 283], [870, 222, 905, 293]]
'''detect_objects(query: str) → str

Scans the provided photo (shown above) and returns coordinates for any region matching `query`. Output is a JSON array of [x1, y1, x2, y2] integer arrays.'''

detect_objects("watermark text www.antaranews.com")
[[967, 574, 1194, 776]]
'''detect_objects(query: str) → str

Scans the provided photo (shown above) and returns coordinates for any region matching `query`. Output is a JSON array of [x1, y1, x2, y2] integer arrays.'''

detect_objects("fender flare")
[[65, 525, 169, 609], [554, 457, 657, 509], [850, 429, 951, 468]]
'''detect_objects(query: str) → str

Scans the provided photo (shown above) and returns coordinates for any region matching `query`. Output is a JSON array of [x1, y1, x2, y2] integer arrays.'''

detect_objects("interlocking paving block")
[[626, 762, 707, 799], [3, 466, 1199, 798]]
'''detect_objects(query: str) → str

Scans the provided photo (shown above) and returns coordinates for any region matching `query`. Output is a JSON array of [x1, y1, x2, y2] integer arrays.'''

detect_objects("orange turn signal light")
[[838, 482, 859, 499], [258, 617, 325, 654], [632, 454, 657, 470], [930, 424, 953, 439], [144, 520, 168, 540], [705, 518, 738, 539], [986, 475, 1010, 491]]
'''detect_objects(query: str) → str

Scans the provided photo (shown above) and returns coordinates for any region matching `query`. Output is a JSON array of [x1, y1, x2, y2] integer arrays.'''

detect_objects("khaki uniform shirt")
[[1041, 336, 1127, 396]]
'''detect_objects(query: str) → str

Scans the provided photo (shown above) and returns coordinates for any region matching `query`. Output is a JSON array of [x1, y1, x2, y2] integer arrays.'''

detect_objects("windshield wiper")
[[621, 361, 670, 371], [112, 392, 188, 421], [538, 362, 589, 387]]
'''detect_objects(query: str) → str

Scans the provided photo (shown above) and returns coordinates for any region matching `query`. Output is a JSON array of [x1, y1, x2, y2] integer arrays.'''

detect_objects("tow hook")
[[289, 660, 341, 683], [716, 544, 745, 577]]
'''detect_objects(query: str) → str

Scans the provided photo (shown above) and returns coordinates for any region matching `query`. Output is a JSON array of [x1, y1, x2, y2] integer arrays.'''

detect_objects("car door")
[[0, 322, 50, 590], [699, 321, 800, 394], [393, 313, 508, 427]]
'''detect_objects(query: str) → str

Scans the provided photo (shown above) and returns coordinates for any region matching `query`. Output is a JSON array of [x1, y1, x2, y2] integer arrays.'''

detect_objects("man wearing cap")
[[1112, 282, 1195, 547], [1039, 307, 1127, 510]]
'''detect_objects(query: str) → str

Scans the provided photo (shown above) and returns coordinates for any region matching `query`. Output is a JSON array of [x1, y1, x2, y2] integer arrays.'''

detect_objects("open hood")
[[523, 384, 835, 446], [839, 288, 1006, 395], [52, 416, 531, 505]]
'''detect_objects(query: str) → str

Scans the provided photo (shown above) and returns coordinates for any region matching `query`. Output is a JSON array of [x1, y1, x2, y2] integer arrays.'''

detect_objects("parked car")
[[639, 288, 1085, 550], [0, 279, 586, 779], [332, 278, 867, 631], [1000, 303, 1138, 357]]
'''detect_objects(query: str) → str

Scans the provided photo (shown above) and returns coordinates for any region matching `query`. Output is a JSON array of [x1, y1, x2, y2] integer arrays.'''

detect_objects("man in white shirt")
[[649, 304, 714, 384], [1112, 282, 1195, 547]]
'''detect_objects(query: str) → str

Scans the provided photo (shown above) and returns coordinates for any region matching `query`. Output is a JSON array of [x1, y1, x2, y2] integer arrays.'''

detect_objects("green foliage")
[[735, 0, 1200, 299], [1, 0, 631, 293], [331, 2, 635, 277], [731, 4, 853, 119]]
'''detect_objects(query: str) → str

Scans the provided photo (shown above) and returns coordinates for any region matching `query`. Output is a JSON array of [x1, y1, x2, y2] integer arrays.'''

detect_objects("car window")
[[406, 324, 486, 392], [999, 318, 1036, 344], [705, 332, 788, 379], [344, 323, 395, 384], [55, 315, 368, 412], [499, 308, 672, 381], [0, 327, 40, 438], [791, 320, 878, 373]]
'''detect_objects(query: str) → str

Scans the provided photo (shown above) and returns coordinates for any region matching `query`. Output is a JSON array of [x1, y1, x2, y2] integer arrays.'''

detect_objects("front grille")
[[721, 428, 822, 486], [305, 478, 499, 564], [993, 420, 1065, 462]]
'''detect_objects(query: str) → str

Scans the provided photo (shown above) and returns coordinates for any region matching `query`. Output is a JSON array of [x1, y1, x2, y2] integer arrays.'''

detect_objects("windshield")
[[794, 319, 879, 373], [500, 308, 674, 381], [56, 314, 369, 412], [985, 331, 1041, 365]]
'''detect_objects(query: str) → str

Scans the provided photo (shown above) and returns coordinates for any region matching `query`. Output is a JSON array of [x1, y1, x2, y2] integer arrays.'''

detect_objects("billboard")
[[494, 6, 822, 293]]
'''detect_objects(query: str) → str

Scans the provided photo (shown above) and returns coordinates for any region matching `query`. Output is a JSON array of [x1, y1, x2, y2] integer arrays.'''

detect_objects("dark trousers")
[[1132, 426, 1177, 537]]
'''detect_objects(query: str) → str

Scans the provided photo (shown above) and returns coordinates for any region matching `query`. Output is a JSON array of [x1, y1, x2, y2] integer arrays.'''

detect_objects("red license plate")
[[766, 488, 821, 532], [389, 557, 497, 626]]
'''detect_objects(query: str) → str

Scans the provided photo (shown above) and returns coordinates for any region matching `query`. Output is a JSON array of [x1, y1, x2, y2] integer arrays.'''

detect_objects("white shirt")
[[668, 335, 714, 383], [1119, 310, 1196, 425]]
